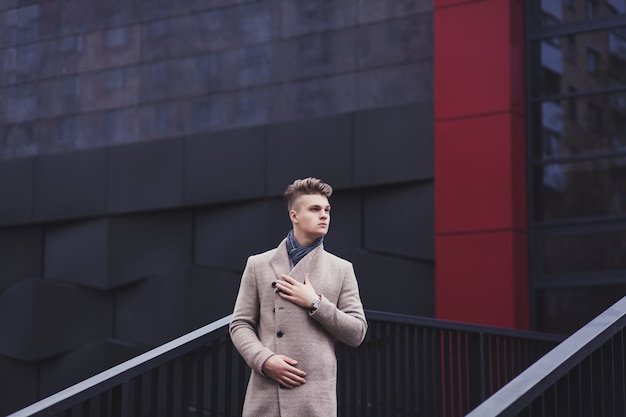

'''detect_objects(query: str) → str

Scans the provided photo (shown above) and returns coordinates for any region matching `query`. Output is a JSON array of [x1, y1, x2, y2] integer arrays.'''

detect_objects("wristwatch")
[[311, 295, 321, 311]]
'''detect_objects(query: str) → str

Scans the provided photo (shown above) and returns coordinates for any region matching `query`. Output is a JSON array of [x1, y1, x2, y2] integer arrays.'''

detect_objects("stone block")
[[77, 25, 141, 73], [33, 147, 106, 221], [356, 61, 433, 110], [0, 156, 34, 226], [79, 66, 140, 112], [278, 28, 356, 82], [0, 279, 112, 361], [357, 14, 432, 69], [271, 72, 356, 121], [357, 0, 432, 24], [364, 183, 434, 261], [138, 100, 194, 141], [0, 226, 43, 290], [184, 127, 265, 206], [281, 0, 357, 38], [44, 212, 192, 289], [354, 101, 433, 186], [219, 43, 276, 90], [107, 138, 184, 213]]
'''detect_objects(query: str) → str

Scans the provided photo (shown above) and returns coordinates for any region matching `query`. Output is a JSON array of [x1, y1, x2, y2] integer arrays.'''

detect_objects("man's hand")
[[262, 354, 307, 388], [275, 274, 318, 308]]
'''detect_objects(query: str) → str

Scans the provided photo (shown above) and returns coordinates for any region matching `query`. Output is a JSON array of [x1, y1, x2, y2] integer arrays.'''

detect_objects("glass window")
[[586, 47, 600, 75], [532, 92, 626, 158], [542, 68, 562, 96], [567, 86, 577, 121], [538, 0, 626, 27], [535, 156, 626, 220], [536, 284, 626, 334], [543, 228, 626, 273], [586, 0, 597, 19], [566, 35, 577, 62], [531, 28, 626, 96], [587, 102, 603, 133]]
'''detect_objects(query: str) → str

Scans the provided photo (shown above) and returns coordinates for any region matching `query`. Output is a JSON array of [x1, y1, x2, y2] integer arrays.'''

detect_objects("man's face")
[[290, 194, 331, 243]]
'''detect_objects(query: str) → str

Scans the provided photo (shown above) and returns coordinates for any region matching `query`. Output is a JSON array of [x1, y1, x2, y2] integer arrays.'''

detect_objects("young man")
[[229, 177, 367, 417]]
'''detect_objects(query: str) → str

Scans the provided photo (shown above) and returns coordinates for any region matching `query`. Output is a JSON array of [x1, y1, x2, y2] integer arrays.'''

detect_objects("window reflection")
[[533, 92, 626, 158], [539, 0, 626, 27], [535, 28, 626, 96], [537, 157, 626, 219], [543, 229, 626, 273], [536, 284, 626, 334]]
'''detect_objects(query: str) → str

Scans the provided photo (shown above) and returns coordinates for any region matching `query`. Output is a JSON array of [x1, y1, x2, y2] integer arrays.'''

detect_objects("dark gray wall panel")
[[116, 267, 238, 346], [266, 114, 353, 195], [107, 138, 184, 213], [364, 183, 434, 261], [0, 279, 111, 361], [39, 338, 146, 398], [350, 251, 434, 316], [33, 147, 106, 221], [0, 157, 34, 226], [0, 226, 42, 290], [195, 201, 279, 271], [185, 267, 240, 330], [44, 219, 109, 288], [184, 127, 266, 206], [322, 192, 362, 259], [45, 213, 192, 289], [108, 212, 193, 284], [354, 102, 433, 186], [0, 355, 37, 416]]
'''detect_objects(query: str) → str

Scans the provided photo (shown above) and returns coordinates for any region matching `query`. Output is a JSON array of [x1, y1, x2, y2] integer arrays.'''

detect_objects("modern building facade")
[[0, 0, 624, 414]]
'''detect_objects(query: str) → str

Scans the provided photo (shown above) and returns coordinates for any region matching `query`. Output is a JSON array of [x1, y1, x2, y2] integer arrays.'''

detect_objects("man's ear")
[[289, 210, 298, 223]]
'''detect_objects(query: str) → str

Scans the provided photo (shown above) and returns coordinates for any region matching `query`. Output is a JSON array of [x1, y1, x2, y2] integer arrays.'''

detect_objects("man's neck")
[[293, 230, 316, 246]]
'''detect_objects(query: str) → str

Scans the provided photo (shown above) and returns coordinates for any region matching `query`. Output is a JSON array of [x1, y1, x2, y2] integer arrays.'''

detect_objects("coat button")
[[277, 331, 284, 338], [271, 281, 277, 288]]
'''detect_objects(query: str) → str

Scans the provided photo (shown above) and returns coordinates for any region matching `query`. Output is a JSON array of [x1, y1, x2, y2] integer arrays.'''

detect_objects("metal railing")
[[467, 295, 626, 417], [8, 311, 562, 417]]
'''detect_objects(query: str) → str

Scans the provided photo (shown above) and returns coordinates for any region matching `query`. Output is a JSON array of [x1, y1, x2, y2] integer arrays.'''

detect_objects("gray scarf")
[[286, 230, 323, 266]]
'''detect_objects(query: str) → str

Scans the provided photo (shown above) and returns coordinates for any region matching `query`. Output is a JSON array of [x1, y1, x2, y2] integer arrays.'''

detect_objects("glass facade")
[[529, 1, 626, 334]]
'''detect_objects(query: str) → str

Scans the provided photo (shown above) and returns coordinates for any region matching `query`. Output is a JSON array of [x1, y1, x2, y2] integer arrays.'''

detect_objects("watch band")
[[311, 295, 321, 311]]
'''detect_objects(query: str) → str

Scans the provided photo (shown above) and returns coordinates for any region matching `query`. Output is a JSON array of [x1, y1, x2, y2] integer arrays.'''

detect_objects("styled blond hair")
[[283, 177, 333, 211]]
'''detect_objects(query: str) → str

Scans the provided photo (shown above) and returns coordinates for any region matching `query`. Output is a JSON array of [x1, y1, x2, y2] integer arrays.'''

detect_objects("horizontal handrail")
[[7, 315, 233, 417], [365, 310, 563, 343], [466, 295, 626, 416]]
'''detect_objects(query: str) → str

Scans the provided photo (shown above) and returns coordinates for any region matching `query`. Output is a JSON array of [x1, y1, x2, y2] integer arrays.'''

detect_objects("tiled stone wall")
[[0, 102, 435, 414], [0, 0, 434, 414], [0, 0, 432, 159]]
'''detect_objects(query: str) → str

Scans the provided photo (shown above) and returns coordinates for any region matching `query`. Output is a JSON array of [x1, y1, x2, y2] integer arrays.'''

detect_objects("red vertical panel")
[[434, 0, 528, 329]]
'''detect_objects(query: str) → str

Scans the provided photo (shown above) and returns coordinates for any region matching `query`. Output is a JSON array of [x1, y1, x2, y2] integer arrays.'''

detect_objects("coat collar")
[[270, 238, 323, 282]]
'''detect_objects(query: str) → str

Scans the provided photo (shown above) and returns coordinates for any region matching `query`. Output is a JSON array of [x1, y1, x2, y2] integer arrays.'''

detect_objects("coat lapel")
[[269, 238, 324, 283]]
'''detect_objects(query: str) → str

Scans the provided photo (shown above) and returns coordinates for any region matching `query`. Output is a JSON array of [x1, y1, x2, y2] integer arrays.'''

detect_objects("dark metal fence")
[[467, 295, 626, 417], [8, 311, 562, 417], [337, 311, 561, 417]]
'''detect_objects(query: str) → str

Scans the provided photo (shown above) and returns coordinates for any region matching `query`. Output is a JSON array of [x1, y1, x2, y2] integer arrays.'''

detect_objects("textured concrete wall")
[[0, 0, 434, 414], [0, 0, 432, 159]]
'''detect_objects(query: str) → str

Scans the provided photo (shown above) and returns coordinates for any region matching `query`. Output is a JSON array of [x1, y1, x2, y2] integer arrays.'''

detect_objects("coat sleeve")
[[229, 257, 275, 375], [311, 262, 368, 347]]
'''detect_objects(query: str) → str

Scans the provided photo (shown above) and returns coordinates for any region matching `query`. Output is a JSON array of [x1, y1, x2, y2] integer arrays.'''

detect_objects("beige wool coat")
[[229, 239, 367, 417]]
